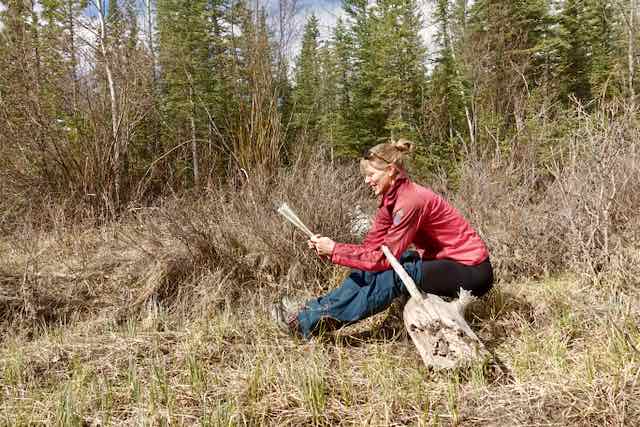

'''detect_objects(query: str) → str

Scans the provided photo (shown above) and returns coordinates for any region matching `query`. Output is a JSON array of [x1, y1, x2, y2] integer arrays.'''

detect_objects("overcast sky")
[[306, 1, 435, 37]]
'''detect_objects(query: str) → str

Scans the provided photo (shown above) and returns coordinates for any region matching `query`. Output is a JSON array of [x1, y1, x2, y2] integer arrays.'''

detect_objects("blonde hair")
[[359, 138, 414, 173]]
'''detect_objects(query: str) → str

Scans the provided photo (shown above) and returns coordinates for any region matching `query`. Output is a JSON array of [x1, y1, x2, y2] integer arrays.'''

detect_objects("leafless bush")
[[0, 150, 370, 332], [4, 100, 640, 333], [0, 59, 157, 229], [454, 101, 640, 287], [142, 150, 370, 300]]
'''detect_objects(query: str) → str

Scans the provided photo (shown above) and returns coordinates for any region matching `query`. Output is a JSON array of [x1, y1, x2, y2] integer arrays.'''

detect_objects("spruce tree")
[[328, 18, 355, 154], [317, 39, 341, 149], [219, 1, 283, 172], [466, 0, 554, 127], [557, 0, 624, 103], [291, 14, 322, 142], [335, 0, 427, 155], [157, 0, 217, 187], [372, 0, 426, 138], [425, 0, 469, 163], [341, 0, 377, 152]]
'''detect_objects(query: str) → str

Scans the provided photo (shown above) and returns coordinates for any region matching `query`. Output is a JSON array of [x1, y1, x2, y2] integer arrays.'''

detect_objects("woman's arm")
[[331, 202, 422, 271], [309, 235, 335, 257], [309, 205, 391, 258]]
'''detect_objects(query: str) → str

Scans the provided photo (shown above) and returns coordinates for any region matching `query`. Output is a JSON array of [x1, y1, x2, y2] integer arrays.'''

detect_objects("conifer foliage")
[[331, 0, 427, 154], [0, 0, 639, 216], [292, 14, 322, 142]]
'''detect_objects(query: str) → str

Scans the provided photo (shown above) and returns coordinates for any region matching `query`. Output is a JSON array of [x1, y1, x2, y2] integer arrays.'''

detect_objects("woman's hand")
[[308, 234, 336, 258]]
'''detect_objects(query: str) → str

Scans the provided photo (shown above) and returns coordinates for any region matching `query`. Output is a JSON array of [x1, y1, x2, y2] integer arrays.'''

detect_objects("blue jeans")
[[296, 252, 423, 339]]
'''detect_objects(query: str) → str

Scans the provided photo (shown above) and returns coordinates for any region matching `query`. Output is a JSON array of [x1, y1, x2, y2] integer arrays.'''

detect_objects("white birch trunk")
[[145, 0, 157, 84], [189, 85, 200, 189], [95, 0, 120, 205], [66, 0, 79, 111]]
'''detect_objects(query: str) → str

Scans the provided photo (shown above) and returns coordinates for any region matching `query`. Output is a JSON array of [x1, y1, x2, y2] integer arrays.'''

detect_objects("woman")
[[273, 139, 493, 338]]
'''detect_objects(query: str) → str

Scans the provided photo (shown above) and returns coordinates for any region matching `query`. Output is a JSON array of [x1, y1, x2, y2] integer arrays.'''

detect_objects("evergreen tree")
[[36, 0, 88, 145], [0, 1, 32, 132], [372, 0, 426, 138], [466, 0, 554, 128], [220, 1, 283, 172], [424, 0, 469, 161], [557, 0, 624, 103], [328, 18, 355, 154], [316, 39, 341, 148], [157, 0, 220, 187], [343, 0, 381, 150], [291, 14, 322, 142], [0, 0, 89, 194], [335, 0, 427, 155]]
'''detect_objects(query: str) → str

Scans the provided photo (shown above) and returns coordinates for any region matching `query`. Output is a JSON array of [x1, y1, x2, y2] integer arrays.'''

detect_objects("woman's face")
[[363, 162, 395, 196]]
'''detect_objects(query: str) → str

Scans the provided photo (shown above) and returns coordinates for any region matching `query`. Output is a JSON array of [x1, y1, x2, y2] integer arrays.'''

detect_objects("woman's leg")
[[296, 257, 422, 338], [419, 258, 493, 298]]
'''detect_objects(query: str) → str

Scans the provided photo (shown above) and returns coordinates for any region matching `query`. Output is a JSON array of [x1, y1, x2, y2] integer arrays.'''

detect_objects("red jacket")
[[331, 174, 489, 271]]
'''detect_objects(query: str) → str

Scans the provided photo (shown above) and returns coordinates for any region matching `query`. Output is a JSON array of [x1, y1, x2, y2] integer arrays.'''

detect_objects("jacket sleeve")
[[331, 202, 422, 271], [361, 207, 391, 248]]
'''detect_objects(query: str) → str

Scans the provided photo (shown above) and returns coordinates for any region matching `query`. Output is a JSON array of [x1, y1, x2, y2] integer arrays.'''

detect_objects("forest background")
[[1, 0, 640, 425]]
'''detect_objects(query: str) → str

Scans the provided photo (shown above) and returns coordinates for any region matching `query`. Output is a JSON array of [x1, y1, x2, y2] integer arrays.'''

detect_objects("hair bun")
[[392, 138, 414, 153]]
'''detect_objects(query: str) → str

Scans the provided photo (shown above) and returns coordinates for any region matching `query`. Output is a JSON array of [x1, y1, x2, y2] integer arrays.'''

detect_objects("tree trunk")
[[29, 0, 42, 91], [145, 0, 161, 154], [630, 0, 637, 100], [66, 0, 79, 111], [146, 0, 157, 83], [189, 85, 200, 189], [95, 0, 121, 208]]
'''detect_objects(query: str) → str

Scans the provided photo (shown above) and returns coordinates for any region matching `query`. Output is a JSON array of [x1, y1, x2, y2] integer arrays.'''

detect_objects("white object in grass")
[[277, 203, 315, 238]]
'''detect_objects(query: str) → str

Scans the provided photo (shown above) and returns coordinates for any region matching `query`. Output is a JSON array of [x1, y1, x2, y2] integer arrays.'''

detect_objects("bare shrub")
[[0, 150, 370, 332], [140, 150, 370, 302], [453, 101, 640, 287], [4, 100, 640, 334], [546, 104, 640, 285]]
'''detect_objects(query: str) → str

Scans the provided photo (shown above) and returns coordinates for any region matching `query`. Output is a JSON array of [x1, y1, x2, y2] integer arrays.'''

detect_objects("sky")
[[298, 0, 345, 39], [298, 0, 435, 38], [0, 0, 437, 68], [289, 0, 437, 62], [0, 2, 5, 31]]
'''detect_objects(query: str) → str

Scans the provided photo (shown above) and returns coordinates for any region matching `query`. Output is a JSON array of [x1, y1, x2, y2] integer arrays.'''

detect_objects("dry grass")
[[1, 276, 638, 426], [2, 105, 640, 425], [0, 152, 369, 332], [451, 102, 640, 288]]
